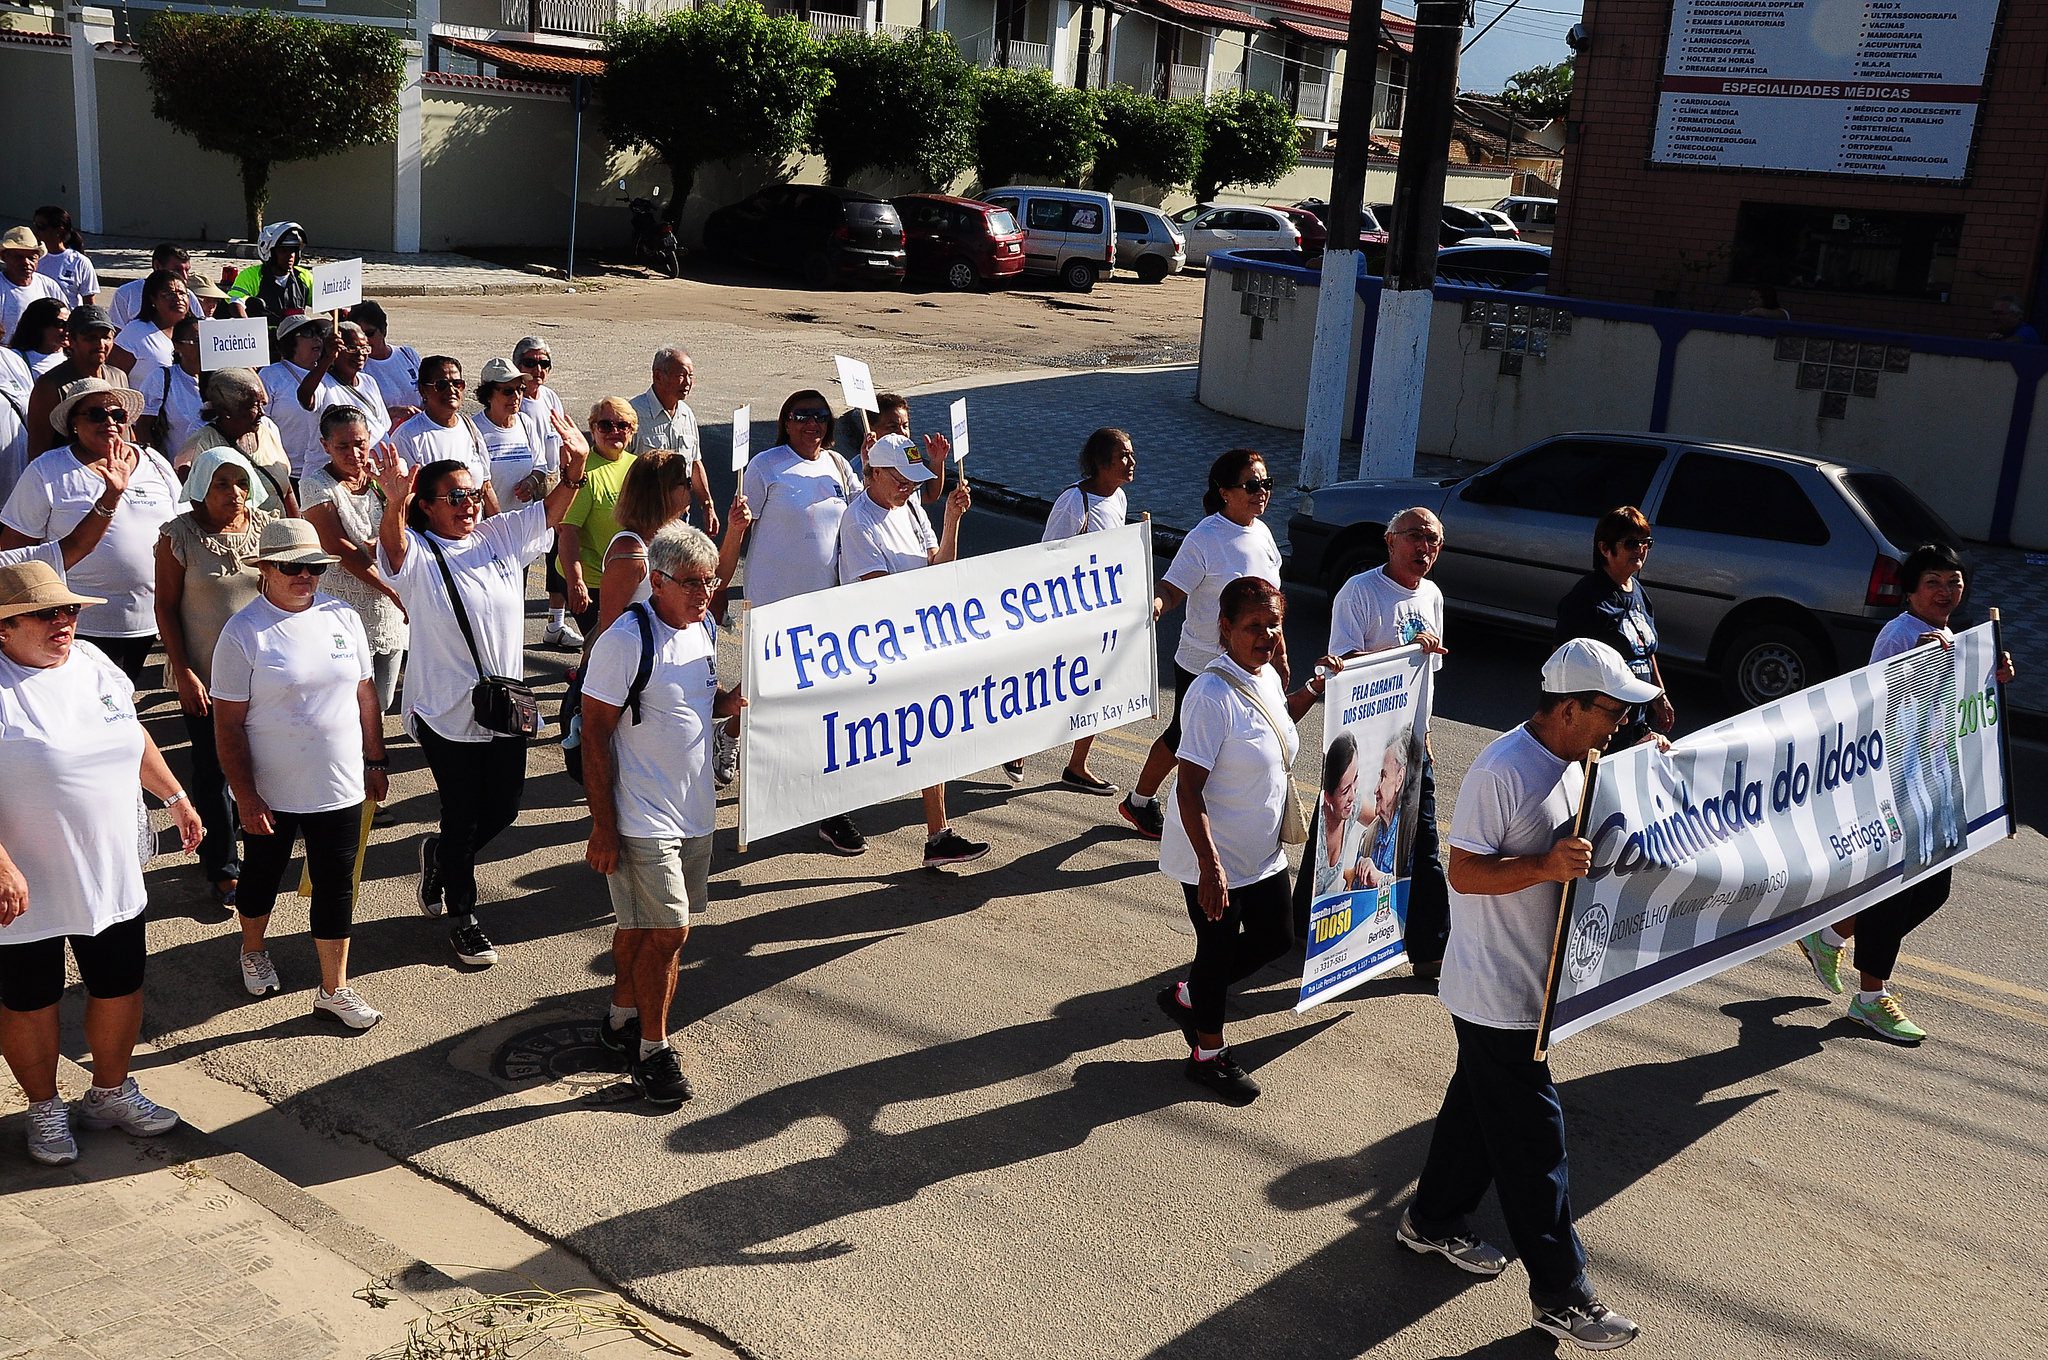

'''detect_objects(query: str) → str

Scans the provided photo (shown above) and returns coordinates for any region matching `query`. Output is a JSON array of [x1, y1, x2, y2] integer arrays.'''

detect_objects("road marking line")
[[1896, 954, 2048, 1010], [1889, 971, 2048, 1030]]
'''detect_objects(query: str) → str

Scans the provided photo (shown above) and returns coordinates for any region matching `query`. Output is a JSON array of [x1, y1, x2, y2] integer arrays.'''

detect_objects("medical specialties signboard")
[[1650, 0, 2001, 180]]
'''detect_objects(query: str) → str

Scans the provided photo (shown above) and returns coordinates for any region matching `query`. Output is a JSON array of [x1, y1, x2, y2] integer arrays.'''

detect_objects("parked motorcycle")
[[624, 188, 682, 278]]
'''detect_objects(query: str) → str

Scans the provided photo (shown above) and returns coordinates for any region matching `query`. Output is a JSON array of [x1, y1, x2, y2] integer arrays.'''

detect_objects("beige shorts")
[[606, 833, 713, 930]]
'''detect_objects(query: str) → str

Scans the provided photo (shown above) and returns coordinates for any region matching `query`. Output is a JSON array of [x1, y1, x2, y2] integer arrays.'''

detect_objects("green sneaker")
[[1849, 991, 1927, 1044], [1797, 931, 1845, 995]]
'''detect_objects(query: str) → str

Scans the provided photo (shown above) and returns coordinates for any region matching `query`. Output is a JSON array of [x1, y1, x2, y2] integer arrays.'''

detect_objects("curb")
[[55, 1053, 586, 1360]]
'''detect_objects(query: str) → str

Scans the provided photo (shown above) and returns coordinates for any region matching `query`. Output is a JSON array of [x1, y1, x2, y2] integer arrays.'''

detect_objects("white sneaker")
[[239, 949, 280, 996], [77, 1077, 179, 1136], [25, 1097, 76, 1165], [542, 618, 584, 650], [714, 730, 739, 788], [313, 986, 384, 1030]]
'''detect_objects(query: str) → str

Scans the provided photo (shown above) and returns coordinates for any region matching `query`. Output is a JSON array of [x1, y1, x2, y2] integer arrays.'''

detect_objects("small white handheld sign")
[[197, 316, 271, 372], [730, 405, 751, 472], [949, 397, 970, 463], [834, 355, 878, 413], [310, 258, 363, 311]]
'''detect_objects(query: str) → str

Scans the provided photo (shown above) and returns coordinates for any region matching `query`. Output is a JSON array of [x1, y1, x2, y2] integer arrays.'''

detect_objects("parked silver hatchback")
[[1114, 202, 1186, 284], [1284, 432, 1962, 707]]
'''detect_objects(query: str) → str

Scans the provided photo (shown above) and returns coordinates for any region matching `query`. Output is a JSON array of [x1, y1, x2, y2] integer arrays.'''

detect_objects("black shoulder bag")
[[419, 532, 543, 738]]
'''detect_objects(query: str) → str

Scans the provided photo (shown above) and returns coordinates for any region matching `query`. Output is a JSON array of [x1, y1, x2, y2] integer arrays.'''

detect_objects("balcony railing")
[[806, 10, 866, 38], [972, 35, 1052, 71], [504, 0, 694, 37], [1291, 78, 1330, 120], [1375, 84, 1406, 132], [1153, 61, 1206, 101], [1072, 49, 1108, 89]]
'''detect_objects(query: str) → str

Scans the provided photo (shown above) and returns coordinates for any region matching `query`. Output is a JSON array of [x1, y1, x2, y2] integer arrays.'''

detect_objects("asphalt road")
[[106, 490, 2048, 1360]]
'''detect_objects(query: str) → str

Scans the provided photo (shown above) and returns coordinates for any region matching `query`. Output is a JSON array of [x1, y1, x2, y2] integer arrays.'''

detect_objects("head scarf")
[[179, 446, 275, 512]]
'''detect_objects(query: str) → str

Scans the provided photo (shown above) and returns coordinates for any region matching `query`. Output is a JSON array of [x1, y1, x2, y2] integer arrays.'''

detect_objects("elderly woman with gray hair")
[[179, 367, 297, 516], [301, 406, 407, 715]]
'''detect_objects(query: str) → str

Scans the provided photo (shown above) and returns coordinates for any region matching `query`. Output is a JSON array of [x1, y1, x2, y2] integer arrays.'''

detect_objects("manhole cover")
[[491, 1021, 625, 1089]]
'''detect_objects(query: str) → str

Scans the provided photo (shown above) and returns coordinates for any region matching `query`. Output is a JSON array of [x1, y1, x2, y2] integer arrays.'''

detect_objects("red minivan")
[[891, 194, 1028, 291]]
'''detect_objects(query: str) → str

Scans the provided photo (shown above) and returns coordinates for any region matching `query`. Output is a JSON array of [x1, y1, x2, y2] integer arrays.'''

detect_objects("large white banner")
[[1651, 0, 1998, 180], [1297, 646, 1433, 1011], [1539, 622, 2013, 1051], [739, 523, 1158, 844]]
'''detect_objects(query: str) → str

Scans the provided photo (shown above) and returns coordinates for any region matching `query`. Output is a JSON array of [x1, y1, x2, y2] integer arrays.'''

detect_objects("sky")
[[1383, 0, 1582, 96]]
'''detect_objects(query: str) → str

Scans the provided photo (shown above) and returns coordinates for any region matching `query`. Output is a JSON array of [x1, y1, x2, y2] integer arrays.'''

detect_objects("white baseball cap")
[[867, 433, 936, 484], [1540, 638, 1661, 704]]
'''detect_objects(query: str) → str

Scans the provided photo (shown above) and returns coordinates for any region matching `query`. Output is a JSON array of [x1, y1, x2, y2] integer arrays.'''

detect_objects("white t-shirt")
[[1439, 724, 1584, 1030], [115, 321, 174, 374], [0, 640, 146, 944], [1330, 565, 1445, 669], [1873, 611, 1949, 664], [208, 596, 372, 813], [522, 387, 564, 472], [1164, 513, 1283, 674], [1160, 655, 1297, 888], [312, 375, 392, 452], [630, 389, 700, 471], [24, 351, 62, 377], [1, 445, 181, 637], [258, 361, 326, 479], [363, 345, 422, 411], [583, 604, 718, 839], [472, 410, 549, 508], [379, 503, 551, 742], [106, 277, 147, 330], [1042, 485, 1127, 542], [0, 348, 30, 503], [36, 249, 98, 306], [391, 412, 490, 492], [837, 490, 937, 583], [0, 540, 63, 572], [0, 273, 66, 339], [742, 444, 856, 606]]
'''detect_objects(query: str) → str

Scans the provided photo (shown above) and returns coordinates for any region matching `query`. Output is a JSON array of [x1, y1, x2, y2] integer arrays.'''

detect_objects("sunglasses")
[[78, 406, 129, 425], [593, 418, 636, 433], [422, 378, 466, 391], [1619, 536, 1654, 550], [274, 562, 329, 578], [518, 356, 552, 369], [25, 603, 84, 622], [1233, 478, 1276, 494], [428, 489, 486, 506], [788, 409, 832, 422]]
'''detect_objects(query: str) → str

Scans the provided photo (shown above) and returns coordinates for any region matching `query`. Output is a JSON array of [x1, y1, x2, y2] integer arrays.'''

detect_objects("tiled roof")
[[1141, 0, 1273, 33], [422, 70, 571, 97], [1273, 17, 1348, 44], [441, 37, 607, 79]]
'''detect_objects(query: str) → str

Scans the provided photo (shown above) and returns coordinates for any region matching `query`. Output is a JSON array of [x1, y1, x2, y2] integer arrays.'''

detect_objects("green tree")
[[1499, 59, 1574, 123], [812, 29, 977, 189], [1088, 86, 1204, 194], [1193, 89, 1299, 203], [601, 2, 828, 204], [970, 67, 1102, 190], [137, 13, 405, 239]]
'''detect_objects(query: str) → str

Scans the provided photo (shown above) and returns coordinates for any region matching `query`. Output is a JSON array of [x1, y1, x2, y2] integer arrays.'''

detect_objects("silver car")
[[1115, 202, 1185, 283], [1285, 432, 1961, 706]]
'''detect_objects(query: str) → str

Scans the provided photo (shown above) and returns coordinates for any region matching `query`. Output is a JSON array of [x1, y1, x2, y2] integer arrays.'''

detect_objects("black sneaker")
[[923, 828, 990, 869], [416, 834, 444, 917], [1001, 760, 1026, 784], [1395, 1210, 1508, 1276], [817, 815, 867, 856], [1061, 767, 1119, 796], [1156, 984, 1199, 1047], [1185, 1048, 1260, 1104], [597, 1011, 640, 1056], [1531, 1299, 1640, 1351], [450, 919, 497, 967], [630, 1045, 692, 1106], [1118, 794, 1164, 839]]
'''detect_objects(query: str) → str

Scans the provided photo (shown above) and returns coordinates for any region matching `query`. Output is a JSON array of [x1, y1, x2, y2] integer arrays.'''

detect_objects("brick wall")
[[1553, 1, 2048, 338]]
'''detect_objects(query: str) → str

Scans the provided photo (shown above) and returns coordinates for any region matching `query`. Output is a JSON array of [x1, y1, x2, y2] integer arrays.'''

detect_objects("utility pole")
[[1359, 0, 1467, 480], [1298, 5, 1383, 490], [1075, 0, 1096, 89]]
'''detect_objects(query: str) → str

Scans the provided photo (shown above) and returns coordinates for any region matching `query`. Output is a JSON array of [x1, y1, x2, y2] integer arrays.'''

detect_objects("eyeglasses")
[[517, 356, 552, 370], [1233, 478, 1276, 494], [274, 562, 329, 578], [656, 573, 719, 594], [1393, 529, 1445, 546], [422, 378, 466, 391], [1619, 536, 1654, 550], [25, 603, 84, 622], [78, 406, 129, 425], [788, 409, 832, 423], [592, 418, 635, 433], [428, 488, 486, 506], [1586, 698, 1632, 721]]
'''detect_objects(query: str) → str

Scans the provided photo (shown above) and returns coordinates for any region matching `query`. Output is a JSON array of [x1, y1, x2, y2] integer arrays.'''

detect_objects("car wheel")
[[1061, 259, 1097, 293], [1720, 622, 1824, 708], [803, 250, 835, 291], [1135, 255, 1168, 284], [945, 259, 979, 292], [1325, 530, 1389, 594]]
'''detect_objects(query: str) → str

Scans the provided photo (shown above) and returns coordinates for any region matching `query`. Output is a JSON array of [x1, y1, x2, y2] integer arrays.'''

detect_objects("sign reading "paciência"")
[[197, 315, 271, 371]]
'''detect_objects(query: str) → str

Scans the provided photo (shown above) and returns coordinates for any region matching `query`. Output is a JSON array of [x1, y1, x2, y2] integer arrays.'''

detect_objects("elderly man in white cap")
[[1393, 637, 1655, 1353]]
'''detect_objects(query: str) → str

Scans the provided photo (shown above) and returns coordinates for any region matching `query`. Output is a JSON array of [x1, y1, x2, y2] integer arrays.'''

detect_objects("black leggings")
[[237, 805, 363, 940], [0, 914, 148, 1012], [1855, 869, 1950, 982], [1156, 664, 1200, 755], [181, 710, 241, 884], [1180, 870, 1294, 1035], [416, 723, 529, 915], [81, 634, 155, 689]]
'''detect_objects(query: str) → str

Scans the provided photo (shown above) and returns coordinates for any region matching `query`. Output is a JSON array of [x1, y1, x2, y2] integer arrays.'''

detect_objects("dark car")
[[1434, 241, 1552, 289], [1372, 202, 1520, 247], [1265, 204, 1327, 253], [702, 184, 906, 288], [891, 194, 1027, 291], [1291, 199, 1391, 248]]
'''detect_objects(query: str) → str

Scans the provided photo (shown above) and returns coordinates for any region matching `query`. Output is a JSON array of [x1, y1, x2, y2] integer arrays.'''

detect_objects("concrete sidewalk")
[[82, 234, 569, 299], [912, 363, 2048, 719]]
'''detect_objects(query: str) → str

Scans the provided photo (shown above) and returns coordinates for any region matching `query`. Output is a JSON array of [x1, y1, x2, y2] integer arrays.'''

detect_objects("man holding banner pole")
[[1398, 638, 1654, 1352], [1312, 506, 1451, 975]]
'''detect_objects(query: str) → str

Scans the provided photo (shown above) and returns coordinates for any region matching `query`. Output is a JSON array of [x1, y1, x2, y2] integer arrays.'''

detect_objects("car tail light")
[[898, 229, 907, 246], [1104, 238, 1115, 263], [833, 224, 851, 241], [1866, 554, 1903, 607]]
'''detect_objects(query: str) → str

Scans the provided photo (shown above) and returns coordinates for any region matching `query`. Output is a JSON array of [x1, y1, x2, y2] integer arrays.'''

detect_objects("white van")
[[1493, 195, 1558, 246], [984, 186, 1117, 292]]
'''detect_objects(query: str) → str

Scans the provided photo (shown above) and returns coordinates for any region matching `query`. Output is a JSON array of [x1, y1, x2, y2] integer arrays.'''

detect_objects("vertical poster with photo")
[[1297, 645, 1434, 1011]]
